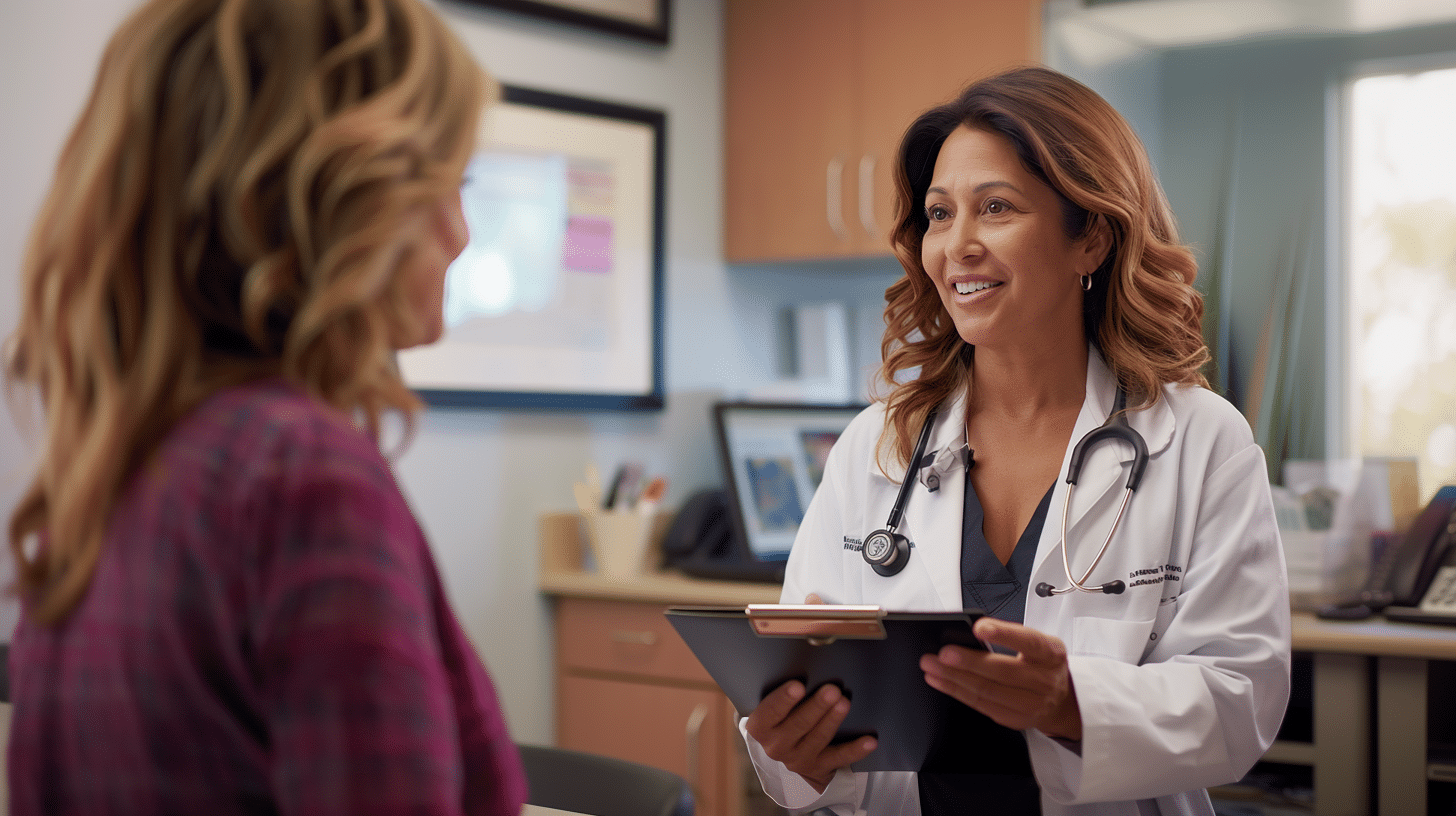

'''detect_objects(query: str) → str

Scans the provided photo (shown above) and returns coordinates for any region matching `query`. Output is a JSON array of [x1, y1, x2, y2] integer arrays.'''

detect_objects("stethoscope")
[[861, 389, 1149, 598]]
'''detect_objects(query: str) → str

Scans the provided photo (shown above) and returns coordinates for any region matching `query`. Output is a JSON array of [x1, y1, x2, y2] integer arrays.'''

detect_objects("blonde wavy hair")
[[6, 0, 491, 624], [877, 66, 1209, 469]]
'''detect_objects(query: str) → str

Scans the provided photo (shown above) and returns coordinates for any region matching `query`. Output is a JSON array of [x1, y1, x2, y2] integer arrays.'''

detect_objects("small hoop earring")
[[1081, 274, 1092, 291]]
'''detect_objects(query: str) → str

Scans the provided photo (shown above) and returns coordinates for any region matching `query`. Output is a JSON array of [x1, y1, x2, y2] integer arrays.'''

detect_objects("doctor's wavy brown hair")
[[875, 66, 1209, 469], [5, 0, 490, 624]]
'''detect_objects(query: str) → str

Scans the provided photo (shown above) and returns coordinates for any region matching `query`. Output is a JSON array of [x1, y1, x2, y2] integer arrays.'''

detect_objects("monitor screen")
[[711, 402, 864, 561]]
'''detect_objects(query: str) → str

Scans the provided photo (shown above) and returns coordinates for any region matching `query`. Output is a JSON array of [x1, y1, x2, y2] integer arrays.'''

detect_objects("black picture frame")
[[453, 0, 670, 44], [399, 85, 666, 411]]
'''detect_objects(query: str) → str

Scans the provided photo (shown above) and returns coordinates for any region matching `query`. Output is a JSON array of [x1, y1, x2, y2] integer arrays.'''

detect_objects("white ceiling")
[[1065, 0, 1456, 49]]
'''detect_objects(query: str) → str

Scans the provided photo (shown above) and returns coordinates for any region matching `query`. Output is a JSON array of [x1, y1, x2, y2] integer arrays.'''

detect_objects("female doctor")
[[742, 66, 1291, 815]]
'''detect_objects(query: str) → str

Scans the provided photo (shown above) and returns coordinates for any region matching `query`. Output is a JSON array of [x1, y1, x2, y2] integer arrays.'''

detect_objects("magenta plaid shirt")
[[8, 379, 527, 816]]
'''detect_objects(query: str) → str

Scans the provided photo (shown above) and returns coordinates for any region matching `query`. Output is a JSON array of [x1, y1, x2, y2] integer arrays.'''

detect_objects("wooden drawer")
[[558, 674, 737, 816], [555, 597, 712, 684]]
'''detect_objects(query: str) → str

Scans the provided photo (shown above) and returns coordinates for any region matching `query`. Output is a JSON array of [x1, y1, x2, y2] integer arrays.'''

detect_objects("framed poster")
[[452, 0, 670, 44], [400, 85, 666, 410]]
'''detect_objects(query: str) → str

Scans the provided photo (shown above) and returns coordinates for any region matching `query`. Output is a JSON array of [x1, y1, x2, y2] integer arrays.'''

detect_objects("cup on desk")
[[574, 471, 667, 577], [582, 508, 656, 577]]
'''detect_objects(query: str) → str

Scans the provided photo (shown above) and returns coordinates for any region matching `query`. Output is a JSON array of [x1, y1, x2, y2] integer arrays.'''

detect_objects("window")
[[1344, 63, 1456, 501]]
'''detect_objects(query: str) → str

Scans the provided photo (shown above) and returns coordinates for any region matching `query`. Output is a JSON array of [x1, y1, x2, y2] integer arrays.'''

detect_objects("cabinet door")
[[724, 0, 1041, 261], [725, 0, 859, 261], [856, 0, 1041, 254], [558, 674, 739, 816]]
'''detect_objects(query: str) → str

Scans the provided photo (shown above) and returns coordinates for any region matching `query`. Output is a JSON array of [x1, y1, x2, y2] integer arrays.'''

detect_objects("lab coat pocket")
[[1070, 615, 1154, 665]]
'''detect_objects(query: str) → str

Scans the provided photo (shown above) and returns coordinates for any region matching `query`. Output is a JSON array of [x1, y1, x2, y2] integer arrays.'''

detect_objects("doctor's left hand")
[[919, 618, 1082, 742]]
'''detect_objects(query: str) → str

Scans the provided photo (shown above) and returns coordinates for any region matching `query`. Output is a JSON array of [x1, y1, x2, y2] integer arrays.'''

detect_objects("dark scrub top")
[[917, 479, 1051, 815]]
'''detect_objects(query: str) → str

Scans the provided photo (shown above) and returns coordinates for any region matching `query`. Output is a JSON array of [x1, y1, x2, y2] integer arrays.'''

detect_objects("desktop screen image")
[[745, 456, 803, 532], [714, 403, 862, 561]]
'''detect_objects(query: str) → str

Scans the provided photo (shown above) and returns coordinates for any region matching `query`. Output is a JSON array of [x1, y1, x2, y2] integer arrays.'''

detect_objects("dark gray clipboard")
[[664, 605, 1033, 774]]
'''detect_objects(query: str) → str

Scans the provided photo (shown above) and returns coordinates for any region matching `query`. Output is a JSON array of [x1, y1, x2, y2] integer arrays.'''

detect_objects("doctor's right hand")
[[744, 592, 876, 793], [744, 679, 877, 793]]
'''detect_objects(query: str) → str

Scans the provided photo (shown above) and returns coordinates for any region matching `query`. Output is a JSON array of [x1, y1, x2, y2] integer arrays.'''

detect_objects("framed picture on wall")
[[452, 0, 670, 44], [398, 85, 666, 410]]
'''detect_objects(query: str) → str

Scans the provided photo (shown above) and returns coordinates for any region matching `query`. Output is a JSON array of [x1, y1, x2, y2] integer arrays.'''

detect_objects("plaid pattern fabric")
[[8, 379, 526, 816]]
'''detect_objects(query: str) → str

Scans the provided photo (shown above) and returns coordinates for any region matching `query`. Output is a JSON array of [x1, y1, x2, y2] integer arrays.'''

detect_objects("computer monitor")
[[711, 401, 864, 567]]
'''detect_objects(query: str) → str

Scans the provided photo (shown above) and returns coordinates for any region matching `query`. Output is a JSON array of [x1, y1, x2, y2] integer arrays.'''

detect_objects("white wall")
[[1041, 0, 1166, 173]]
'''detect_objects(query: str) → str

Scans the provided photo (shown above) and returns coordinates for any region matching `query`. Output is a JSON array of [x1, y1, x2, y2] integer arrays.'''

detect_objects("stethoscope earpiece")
[[1037, 579, 1127, 597]]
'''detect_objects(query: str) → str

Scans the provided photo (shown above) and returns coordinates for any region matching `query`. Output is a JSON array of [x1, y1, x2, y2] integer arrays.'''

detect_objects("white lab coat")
[[743, 350, 1292, 815]]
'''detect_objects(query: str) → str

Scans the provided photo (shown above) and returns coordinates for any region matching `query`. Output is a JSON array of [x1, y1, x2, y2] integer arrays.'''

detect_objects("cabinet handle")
[[859, 154, 878, 239], [826, 156, 848, 240], [685, 702, 709, 802], [609, 630, 657, 646]]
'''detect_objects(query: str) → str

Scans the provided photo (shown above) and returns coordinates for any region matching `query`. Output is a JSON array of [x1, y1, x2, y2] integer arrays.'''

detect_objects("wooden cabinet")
[[554, 597, 743, 816], [540, 512, 781, 816], [724, 0, 1042, 261]]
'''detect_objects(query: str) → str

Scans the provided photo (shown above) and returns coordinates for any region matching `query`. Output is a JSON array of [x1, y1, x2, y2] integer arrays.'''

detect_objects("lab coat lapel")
[[896, 390, 972, 612]]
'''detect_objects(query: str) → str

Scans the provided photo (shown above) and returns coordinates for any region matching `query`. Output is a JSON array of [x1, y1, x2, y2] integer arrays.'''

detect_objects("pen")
[[604, 463, 643, 510], [636, 476, 667, 515]]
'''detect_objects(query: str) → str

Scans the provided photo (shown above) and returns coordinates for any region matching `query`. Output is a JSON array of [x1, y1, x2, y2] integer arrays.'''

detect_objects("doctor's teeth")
[[955, 281, 1000, 295]]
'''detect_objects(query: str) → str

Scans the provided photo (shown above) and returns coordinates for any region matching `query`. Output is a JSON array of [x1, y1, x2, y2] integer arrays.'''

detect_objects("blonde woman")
[[5, 1, 525, 813], [743, 67, 1291, 814]]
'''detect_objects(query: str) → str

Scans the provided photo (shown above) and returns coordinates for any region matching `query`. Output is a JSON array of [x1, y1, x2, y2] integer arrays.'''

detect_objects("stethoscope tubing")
[[1043, 484, 1134, 595], [1038, 391, 1146, 596], [870, 388, 1148, 597], [885, 407, 938, 534]]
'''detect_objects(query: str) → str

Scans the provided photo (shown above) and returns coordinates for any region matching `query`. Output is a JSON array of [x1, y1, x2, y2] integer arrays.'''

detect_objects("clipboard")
[[664, 604, 1032, 774]]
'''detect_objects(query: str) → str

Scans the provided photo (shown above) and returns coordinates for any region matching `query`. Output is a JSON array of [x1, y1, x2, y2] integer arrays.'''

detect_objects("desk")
[[523, 806, 587, 816], [538, 513, 779, 816], [540, 508, 1456, 816], [1284, 611, 1456, 816]]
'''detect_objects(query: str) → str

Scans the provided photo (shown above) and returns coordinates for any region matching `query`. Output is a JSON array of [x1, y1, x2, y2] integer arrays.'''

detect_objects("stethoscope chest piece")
[[860, 406, 938, 578], [862, 529, 909, 576]]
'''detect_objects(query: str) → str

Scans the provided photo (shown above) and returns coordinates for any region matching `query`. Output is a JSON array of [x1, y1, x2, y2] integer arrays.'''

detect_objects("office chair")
[[516, 743, 694, 816]]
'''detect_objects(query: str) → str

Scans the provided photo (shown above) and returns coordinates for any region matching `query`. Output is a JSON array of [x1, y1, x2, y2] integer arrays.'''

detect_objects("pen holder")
[[582, 508, 656, 578]]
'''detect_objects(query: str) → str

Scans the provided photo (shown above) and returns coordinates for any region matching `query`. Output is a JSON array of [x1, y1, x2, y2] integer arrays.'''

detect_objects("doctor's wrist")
[[1036, 683, 1083, 742]]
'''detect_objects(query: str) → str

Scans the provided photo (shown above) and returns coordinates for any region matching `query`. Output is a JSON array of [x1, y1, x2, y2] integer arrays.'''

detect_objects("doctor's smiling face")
[[920, 125, 1108, 352]]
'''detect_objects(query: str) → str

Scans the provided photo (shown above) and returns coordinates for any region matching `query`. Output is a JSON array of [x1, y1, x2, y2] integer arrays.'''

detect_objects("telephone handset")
[[1318, 484, 1456, 622], [661, 489, 786, 583]]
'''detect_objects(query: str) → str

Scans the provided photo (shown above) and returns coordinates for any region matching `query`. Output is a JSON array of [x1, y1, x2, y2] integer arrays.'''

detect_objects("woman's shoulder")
[[126, 380, 417, 587], [197, 378, 366, 443], [173, 378, 388, 483], [847, 400, 890, 432], [1159, 381, 1259, 449], [1161, 381, 1244, 420], [834, 400, 889, 456]]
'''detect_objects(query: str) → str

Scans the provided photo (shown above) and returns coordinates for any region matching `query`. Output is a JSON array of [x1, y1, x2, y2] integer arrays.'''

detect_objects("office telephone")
[[661, 489, 786, 583], [1318, 484, 1456, 623]]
